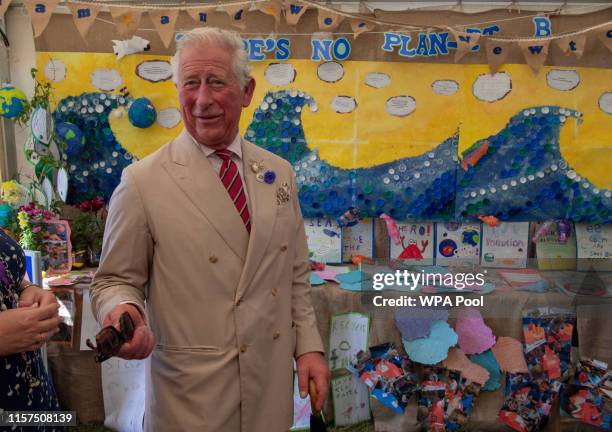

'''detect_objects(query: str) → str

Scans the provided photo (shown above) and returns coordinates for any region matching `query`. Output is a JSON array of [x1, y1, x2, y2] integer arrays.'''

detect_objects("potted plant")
[[70, 197, 106, 268]]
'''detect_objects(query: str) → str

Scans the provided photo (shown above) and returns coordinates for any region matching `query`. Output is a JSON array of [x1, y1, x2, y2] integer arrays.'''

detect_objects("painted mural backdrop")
[[36, 48, 611, 223]]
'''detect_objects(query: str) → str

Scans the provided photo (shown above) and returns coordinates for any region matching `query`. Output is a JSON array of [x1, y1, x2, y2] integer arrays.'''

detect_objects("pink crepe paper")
[[455, 307, 496, 355]]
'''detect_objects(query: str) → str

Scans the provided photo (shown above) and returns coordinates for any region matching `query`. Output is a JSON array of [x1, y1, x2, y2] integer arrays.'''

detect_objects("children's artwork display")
[[575, 223, 612, 271], [389, 222, 434, 265], [304, 217, 342, 263], [435, 223, 481, 266], [32, 8, 611, 224], [535, 222, 577, 270], [329, 312, 370, 371], [481, 222, 529, 268], [331, 374, 371, 427], [342, 218, 374, 263]]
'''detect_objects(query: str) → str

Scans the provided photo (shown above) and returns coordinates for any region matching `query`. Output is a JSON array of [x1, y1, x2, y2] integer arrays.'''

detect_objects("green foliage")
[[70, 211, 104, 253]]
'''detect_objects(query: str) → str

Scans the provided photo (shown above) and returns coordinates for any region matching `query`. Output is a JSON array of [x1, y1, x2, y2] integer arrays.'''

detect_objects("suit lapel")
[[162, 130, 249, 263], [237, 139, 277, 298]]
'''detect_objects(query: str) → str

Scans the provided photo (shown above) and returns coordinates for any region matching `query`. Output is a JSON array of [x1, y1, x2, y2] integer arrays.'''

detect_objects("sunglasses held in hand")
[[87, 312, 135, 362]]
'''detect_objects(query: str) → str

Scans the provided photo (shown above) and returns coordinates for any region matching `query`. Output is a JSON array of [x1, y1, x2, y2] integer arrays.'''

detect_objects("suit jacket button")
[[271, 287, 278, 296], [280, 245, 288, 252], [239, 345, 247, 353], [273, 331, 280, 340], [209, 256, 218, 263]]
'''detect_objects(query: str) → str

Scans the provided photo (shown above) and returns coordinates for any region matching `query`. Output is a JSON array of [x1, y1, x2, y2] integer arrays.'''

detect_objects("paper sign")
[[329, 313, 370, 371], [317, 61, 344, 83], [385, 96, 416, 117], [264, 63, 296, 87], [342, 219, 374, 262], [390, 222, 434, 265], [102, 358, 145, 432], [80, 287, 101, 350], [435, 222, 481, 266], [136, 60, 173, 83], [290, 373, 312, 431], [575, 224, 612, 271], [481, 222, 529, 268], [364, 72, 390, 89], [304, 218, 342, 263], [535, 222, 577, 270], [91, 69, 123, 91], [472, 72, 512, 102], [156, 108, 182, 129], [331, 374, 371, 426]]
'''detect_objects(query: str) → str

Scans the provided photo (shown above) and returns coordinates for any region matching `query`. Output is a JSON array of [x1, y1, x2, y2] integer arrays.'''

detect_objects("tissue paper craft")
[[455, 308, 496, 355], [469, 350, 502, 391], [403, 320, 458, 365], [491, 337, 529, 374], [443, 348, 490, 385], [394, 307, 449, 341]]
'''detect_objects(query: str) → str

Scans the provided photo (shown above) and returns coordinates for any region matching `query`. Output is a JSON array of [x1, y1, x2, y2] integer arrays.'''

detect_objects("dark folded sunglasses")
[[87, 312, 135, 363]]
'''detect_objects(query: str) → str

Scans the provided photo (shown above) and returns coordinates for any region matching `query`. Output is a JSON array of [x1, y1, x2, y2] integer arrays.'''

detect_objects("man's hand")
[[18, 285, 58, 308], [296, 351, 330, 412], [103, 303, 154, 360]]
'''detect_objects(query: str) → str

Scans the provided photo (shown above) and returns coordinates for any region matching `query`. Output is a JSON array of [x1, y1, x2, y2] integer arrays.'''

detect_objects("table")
[[46, 269, 612, 431]]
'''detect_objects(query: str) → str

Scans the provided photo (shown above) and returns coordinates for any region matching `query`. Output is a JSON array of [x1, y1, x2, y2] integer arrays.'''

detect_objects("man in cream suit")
[[90, 27, 329, 431]]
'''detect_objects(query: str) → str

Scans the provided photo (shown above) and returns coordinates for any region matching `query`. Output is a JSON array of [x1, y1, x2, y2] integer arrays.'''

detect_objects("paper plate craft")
[[442, 347, 490, 385], [0, 85, 27, 119], [395, 307, 449, 341], [491, 337, 528, 374], [403, 320, 458, 365], [455, 307, 496, 355], [469, 350, 502, 391]]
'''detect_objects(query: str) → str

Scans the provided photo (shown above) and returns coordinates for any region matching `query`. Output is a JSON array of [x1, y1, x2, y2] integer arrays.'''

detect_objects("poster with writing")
[[304, 218, 342, 264], [102, 358, 145, 432], [80, 287, 102, 350], [481, 222, 529, 268], [535, 222, 577, 270], [389, 222, 434, 265], [342, 219, 374, 263], [290, 373, 312, 431], [329, 313, 370, 372], [332, 374, 371, 426], [435, 222, 481, 266], [575, 224, 612, 271]]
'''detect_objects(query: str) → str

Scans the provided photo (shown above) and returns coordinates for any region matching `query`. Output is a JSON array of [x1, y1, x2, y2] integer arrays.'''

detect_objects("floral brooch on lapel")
[[250, 160, 276, 185], [277, 182, 291, 205]]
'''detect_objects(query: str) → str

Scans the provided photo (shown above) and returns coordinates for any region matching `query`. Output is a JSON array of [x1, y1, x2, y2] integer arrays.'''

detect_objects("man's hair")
[[171, 27, 251, 87]]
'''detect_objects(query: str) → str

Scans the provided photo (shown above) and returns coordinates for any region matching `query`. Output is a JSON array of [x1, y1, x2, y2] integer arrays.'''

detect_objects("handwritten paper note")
[[481, 222, 529, 268], [329, 313, 370, 371], [435, 222, 481, 266], [575, 224, 612, 271], [390, 222, 433, 265], [535, 222, 577, 270], [304, 218, 342, 263], [102, 358, 145, 432], [332, 374, 371, 426], [342, 219, 374, 262]]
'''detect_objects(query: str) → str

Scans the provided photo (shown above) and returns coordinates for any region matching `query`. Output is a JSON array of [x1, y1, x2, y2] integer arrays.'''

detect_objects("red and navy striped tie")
[[216, 149, 251, 234]]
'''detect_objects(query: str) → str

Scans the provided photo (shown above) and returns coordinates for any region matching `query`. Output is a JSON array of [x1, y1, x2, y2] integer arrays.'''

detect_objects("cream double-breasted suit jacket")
[[91, 129, 324, 431]]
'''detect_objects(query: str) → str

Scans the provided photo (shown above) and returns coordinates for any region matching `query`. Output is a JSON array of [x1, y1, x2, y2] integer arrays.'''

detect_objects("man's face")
[[177, 43, 255, 149]]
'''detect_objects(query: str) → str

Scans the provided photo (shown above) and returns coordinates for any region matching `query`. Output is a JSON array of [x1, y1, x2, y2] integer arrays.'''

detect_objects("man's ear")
[[242, 77, 256, 107]]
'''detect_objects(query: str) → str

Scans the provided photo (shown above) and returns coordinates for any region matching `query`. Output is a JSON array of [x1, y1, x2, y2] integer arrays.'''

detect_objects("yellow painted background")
[[37, 52, 611, 189]]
